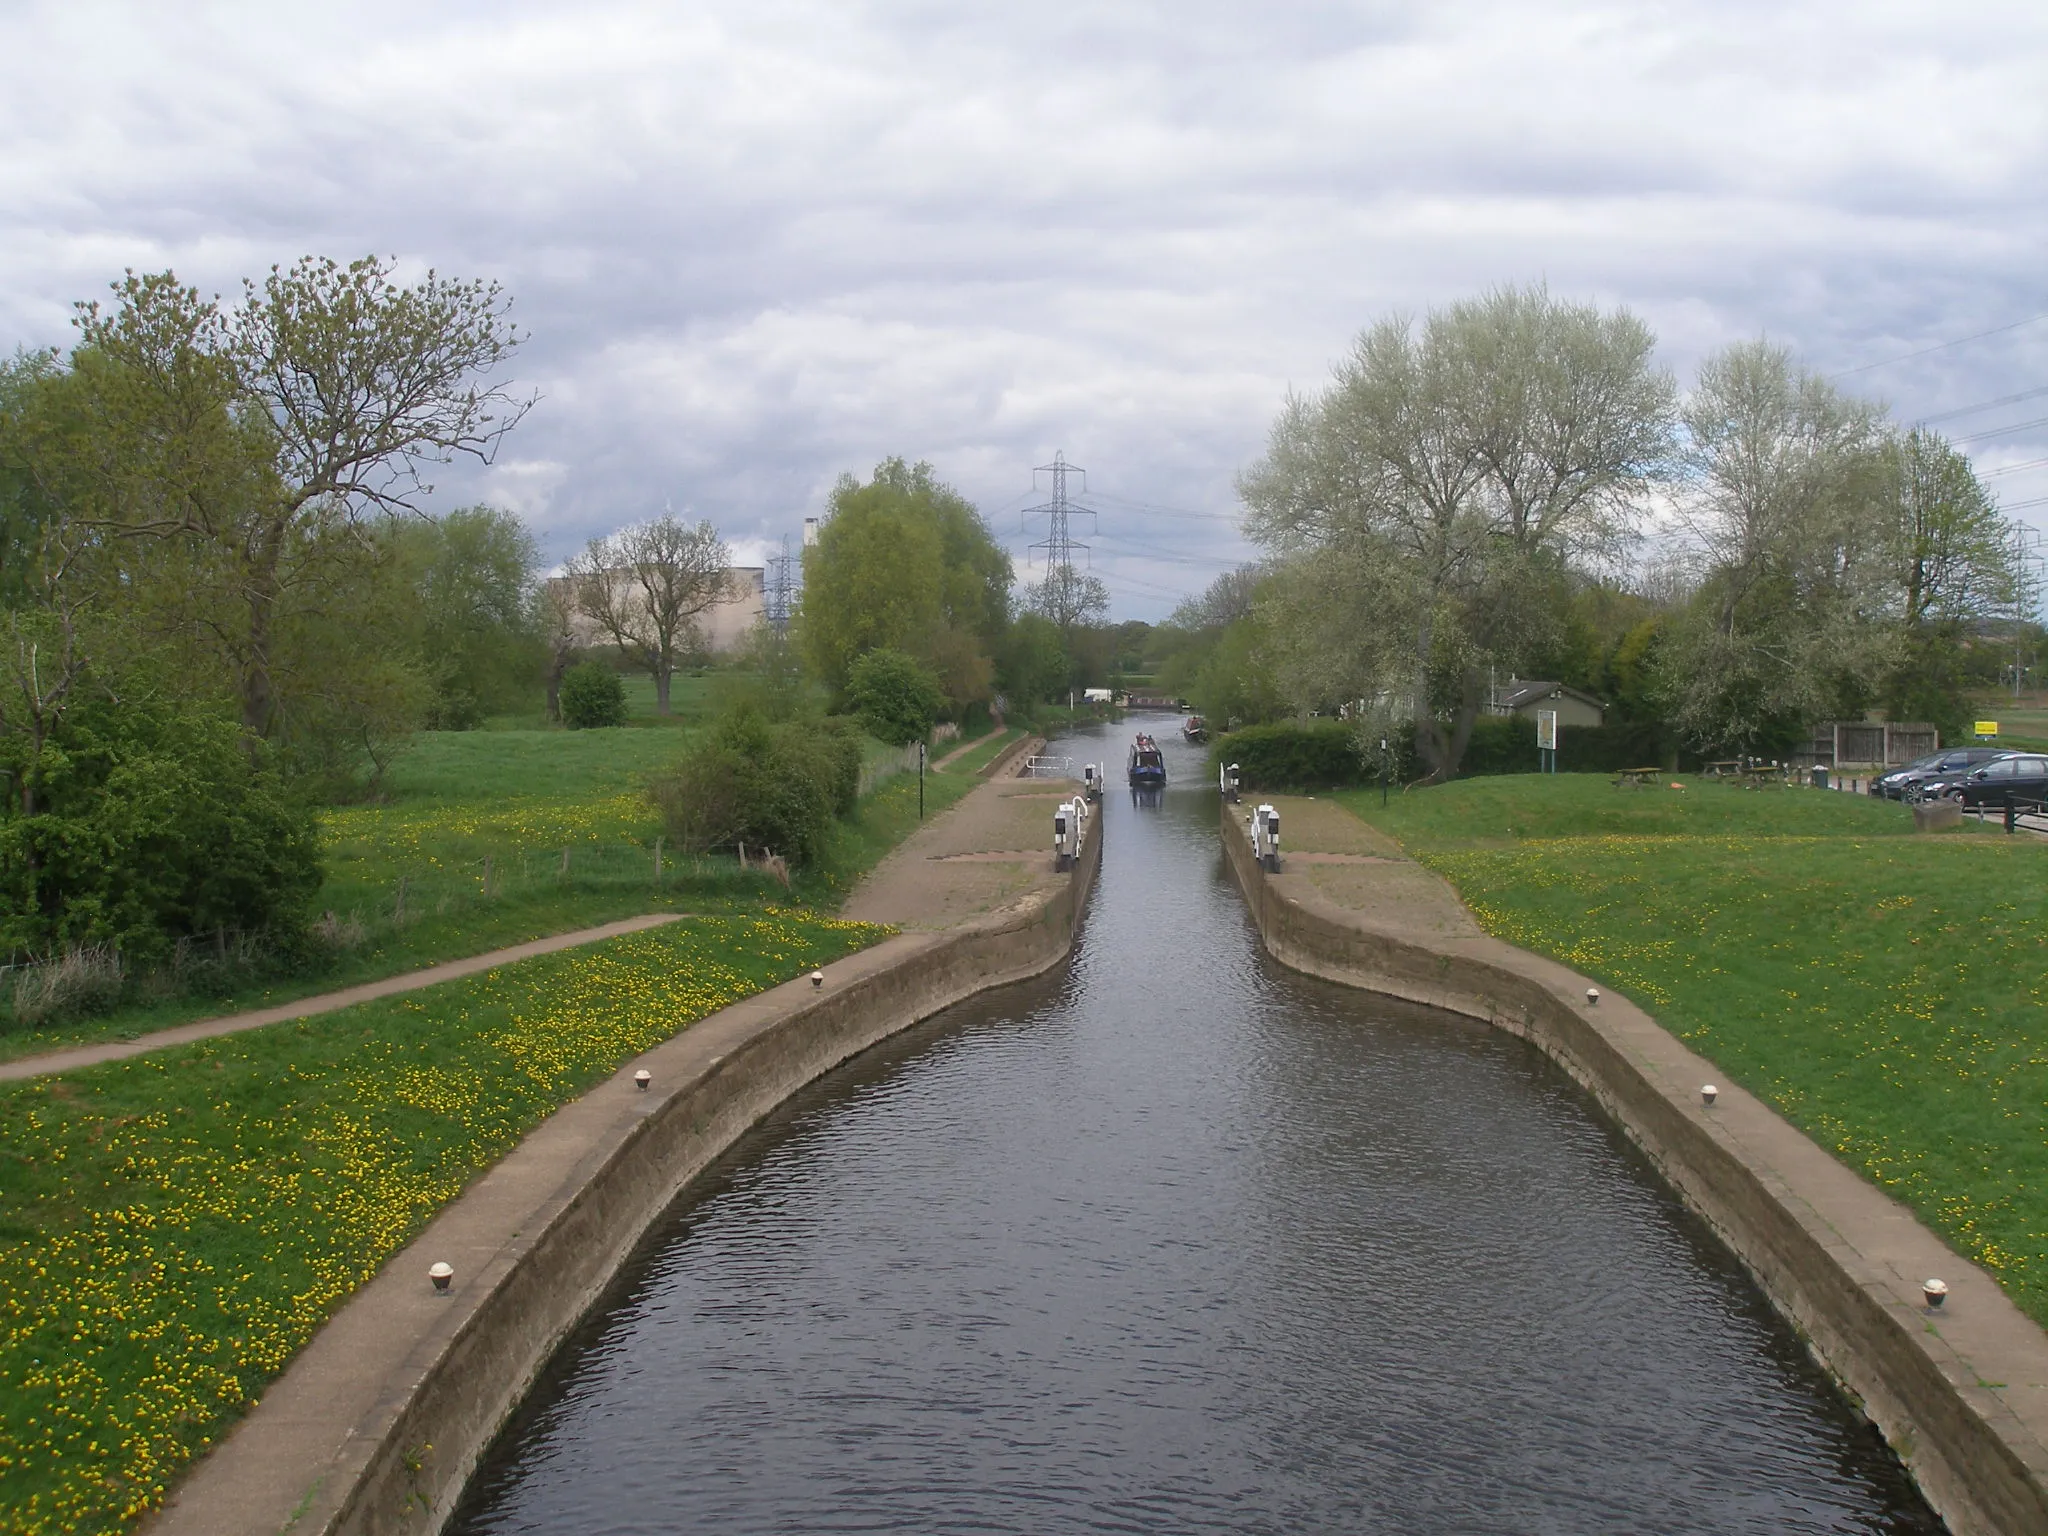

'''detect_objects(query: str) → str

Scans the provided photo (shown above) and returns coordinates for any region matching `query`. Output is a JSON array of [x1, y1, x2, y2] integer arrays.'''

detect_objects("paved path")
[[1238, 793, 1481, 943], [0, 913, 688, 1081], [843, 768, 1079, 931]]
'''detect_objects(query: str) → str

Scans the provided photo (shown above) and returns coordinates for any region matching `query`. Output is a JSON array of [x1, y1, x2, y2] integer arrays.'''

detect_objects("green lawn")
[[0, 911, 887, 1536], [1336, 773, 2048, 1325], [938, 726, 1025, 776], [0, 724, 954, 1063]]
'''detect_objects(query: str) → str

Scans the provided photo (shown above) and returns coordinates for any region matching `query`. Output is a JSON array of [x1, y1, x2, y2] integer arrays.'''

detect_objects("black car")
[[1913, 751, 2048, 808], [1869, 747, 2010, 800]]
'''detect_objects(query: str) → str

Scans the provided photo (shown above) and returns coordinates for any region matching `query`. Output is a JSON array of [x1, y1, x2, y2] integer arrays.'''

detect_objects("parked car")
[[1912, 752, 2048, 808], [1869, 747, 2010, 800]]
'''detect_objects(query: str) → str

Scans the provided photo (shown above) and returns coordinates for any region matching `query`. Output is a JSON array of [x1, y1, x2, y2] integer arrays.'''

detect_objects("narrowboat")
[[1128, 732, 1167, 788]]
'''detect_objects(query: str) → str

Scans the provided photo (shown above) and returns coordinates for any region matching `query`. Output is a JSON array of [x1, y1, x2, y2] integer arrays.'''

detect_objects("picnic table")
[[1613, 766, 1662, 788], [1704, 760, 1742, 778]]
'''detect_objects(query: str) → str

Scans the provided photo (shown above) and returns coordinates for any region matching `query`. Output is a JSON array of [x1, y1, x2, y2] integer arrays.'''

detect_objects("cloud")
[[2, 0, 2044, 613]]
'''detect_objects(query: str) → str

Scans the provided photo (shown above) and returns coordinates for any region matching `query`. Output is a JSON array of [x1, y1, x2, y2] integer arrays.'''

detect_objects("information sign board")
[[1536, 709, 1558, 751], [1975, 720, 2000, 738]]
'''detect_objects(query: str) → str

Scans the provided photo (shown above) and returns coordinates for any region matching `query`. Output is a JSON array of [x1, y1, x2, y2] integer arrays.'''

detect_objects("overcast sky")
[[3, 0, 2044, 618]]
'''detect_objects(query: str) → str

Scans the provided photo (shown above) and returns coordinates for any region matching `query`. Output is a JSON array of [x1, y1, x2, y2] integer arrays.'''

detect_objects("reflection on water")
[[450, 722, 1939, 1535]]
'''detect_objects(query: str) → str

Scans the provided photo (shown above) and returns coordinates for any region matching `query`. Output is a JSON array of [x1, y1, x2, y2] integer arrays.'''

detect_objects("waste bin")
[[1811, 765, 1829, 790]]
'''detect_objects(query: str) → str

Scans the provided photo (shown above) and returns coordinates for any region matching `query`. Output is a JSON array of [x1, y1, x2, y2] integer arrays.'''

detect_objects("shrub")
[[0, 693, 320, 973], [559, 662, 627, 729], [647, 705, 860, 866], [846, 648, 943, 745], [1209, 720, 1369, 790]]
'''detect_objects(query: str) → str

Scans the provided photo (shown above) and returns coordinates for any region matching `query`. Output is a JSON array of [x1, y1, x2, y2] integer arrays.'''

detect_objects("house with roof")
[[1490, 678, 1606, 730]]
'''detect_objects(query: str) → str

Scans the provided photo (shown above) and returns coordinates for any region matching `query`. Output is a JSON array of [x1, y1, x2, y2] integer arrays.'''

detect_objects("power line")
[[1916, 384, 2048, 427], [1951, 414, 2048, 446], [1085, 490, 1241, 522], [1981, 455, 2048, 480], [1831, 312, 2048, 380]]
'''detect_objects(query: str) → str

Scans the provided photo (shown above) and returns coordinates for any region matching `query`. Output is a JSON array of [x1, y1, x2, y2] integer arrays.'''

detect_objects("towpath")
[[842, 765, 1081, 931], [0, 913, 687, 1081], [1234, 792, 1481, 943]]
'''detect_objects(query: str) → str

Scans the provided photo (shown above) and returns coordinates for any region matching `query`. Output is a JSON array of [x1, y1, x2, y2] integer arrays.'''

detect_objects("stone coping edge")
[[144, 814, 1101, 1536], [981, 730, 1039, 779], [1220, 801, 2048, 1536]]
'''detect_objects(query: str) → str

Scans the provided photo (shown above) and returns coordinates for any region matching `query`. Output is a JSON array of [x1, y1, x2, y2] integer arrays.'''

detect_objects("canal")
[[450, 724, 1939, 1533]]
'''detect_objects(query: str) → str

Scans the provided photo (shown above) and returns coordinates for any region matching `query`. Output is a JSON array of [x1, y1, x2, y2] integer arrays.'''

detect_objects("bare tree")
[[571, 514, 733, 713]]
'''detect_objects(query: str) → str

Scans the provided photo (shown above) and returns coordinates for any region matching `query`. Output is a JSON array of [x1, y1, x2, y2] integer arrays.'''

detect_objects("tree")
[[798, 459, 1012, 707], [1240, 286, 1674, 776], [392, 506, 542, 728], [67, 258, 530, 739], [845, 647, 944, 744], [1025, 564, 1109, 643], [572, 514, 732, 714], [996, 612, 1066, 712], [1879, 428, 2016, 735], [534, 574, 582, 724], [1659, 339, 1891, 753]]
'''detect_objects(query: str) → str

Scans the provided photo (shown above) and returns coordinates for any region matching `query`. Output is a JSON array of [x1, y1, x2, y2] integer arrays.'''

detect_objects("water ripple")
[[452, 728, 1939, 1535]]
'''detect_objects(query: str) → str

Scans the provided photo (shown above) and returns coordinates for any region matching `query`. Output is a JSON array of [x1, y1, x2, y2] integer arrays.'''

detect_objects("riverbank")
[[139, 768, 1100, 1536], [1221, 790, 2048, 1536]]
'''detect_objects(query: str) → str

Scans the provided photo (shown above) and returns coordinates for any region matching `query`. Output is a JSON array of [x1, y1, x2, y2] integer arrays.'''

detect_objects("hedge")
[[1210, 715, 1673, 791]]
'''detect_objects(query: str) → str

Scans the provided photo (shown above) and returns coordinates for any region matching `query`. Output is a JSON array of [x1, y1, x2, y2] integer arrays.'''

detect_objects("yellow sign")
[[1975, 721, 2000, 737]]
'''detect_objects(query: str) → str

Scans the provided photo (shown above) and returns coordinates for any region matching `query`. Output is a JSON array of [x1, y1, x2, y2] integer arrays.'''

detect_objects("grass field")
[[1336, 774, 2048, 1325], [0, 720, 965, 1063], [0, 910, 887, 1536]]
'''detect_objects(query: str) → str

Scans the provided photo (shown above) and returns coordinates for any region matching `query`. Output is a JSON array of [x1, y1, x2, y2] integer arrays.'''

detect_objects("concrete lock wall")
[[147, 812, 1099, 1536], [1219, 802, 2048, 1536]]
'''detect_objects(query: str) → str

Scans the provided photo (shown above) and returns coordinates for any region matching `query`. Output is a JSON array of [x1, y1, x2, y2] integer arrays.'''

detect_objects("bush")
[[559, 662, 627, 729], [1209, 719, 1369, 790], [846, 648, 943, 745], [648, 705, 863, 866], [1212, 714, 1669, 792], [0, 693, 321, 973]]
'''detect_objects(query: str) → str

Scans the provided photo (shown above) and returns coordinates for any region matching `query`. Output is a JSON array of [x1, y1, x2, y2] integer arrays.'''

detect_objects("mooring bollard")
[[429, 1261, 454, 1294], [1701, 1084, 1718, 1107], [1586, 987, 1600, 1006], [634, 1068, 651, 1091], [1923, 1278, 1948, 1309]]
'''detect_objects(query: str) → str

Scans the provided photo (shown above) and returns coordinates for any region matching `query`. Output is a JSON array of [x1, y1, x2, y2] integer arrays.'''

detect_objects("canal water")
[[450, 725, 1939, 1534]]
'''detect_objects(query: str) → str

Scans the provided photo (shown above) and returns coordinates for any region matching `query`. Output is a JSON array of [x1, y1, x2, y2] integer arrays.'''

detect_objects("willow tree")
[[1239, 285, 1675, 777]]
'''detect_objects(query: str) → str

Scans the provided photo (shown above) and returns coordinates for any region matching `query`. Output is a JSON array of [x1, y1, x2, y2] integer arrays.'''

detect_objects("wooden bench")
[[1613, 766, 1662, 788]]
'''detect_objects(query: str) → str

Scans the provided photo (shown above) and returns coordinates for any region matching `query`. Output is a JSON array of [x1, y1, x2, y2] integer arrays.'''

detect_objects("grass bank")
[[938, 726, 1025, 777], [1, 725, 964, 1064], [0, 910, 887, 1536], [1336, 773, 2047, 1326]]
